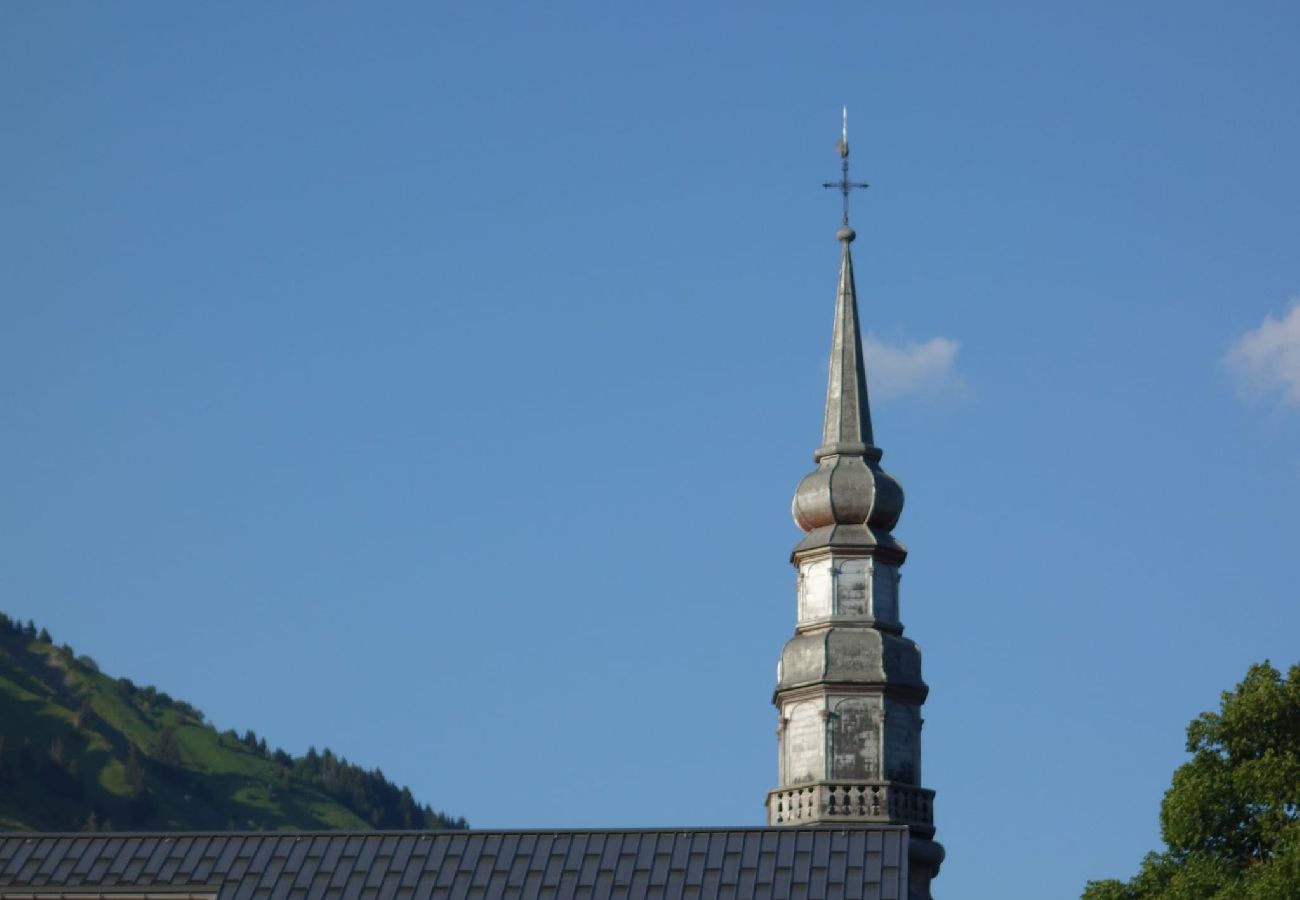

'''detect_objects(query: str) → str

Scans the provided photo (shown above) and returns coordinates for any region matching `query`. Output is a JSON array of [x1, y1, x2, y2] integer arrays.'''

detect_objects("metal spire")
[[822, 106, 869, 225]]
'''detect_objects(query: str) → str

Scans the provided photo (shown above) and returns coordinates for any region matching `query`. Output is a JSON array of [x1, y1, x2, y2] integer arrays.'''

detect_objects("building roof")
[[0, 828, 909, 900]]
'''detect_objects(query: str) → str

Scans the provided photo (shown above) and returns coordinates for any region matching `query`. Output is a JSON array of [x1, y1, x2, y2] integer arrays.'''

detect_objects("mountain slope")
[[0, 613, 465, 832]]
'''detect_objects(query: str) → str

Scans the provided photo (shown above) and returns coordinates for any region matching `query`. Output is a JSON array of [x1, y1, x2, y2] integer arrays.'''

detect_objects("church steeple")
[[819, 225, 875, 452], [767, 113, 943, 900]]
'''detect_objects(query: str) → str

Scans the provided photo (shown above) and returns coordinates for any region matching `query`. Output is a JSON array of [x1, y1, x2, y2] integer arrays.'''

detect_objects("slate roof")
[[0, 828, 909, 900]]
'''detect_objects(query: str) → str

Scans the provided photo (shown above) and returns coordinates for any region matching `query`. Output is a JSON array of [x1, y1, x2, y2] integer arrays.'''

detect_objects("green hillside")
[[0, 613, 466, 832]]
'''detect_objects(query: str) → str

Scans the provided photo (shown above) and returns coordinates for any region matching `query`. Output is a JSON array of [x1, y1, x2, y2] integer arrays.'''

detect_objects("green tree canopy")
[[1083, 662, 1300, 900]]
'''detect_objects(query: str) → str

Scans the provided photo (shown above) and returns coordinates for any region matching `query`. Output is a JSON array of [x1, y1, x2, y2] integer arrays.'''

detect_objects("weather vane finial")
[[824, 106, 868, 226]]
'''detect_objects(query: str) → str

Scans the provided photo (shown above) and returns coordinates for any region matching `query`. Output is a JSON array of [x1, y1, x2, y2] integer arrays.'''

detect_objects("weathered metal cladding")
[[776, 628, 926, 693], [792, 453, 904, 535]]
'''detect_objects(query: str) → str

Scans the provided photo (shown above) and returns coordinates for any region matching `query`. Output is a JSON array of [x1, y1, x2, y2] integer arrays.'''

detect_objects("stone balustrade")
[[766, 781, 934, 831]]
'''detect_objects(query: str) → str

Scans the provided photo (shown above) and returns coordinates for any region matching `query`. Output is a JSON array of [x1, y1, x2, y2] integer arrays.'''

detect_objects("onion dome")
[[791, 225, 905, 556]]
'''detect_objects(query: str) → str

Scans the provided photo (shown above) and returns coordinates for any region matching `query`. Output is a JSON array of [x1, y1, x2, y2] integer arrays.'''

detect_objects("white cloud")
[[1224, 302, 1300, 406], [862, 334, 967, 401]]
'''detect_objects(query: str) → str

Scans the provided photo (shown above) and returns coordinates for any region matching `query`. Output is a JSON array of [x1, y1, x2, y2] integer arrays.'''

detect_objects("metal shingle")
[[0, 827, 913, 900]]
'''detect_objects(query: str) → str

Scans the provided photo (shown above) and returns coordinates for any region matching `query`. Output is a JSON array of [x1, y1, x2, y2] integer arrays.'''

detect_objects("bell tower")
[[766, 112, 944, 899]]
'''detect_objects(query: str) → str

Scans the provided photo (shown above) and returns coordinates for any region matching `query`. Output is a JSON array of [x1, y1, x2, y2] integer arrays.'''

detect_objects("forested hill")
[[0, 613, 465, 832]]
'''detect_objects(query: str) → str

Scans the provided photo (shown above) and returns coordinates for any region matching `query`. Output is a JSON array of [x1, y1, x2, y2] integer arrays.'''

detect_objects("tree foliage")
[[1083, 662, 1300, 900]]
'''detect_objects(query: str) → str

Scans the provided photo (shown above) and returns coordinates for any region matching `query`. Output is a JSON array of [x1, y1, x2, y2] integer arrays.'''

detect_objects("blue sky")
[[2, 2, 1298, 897]]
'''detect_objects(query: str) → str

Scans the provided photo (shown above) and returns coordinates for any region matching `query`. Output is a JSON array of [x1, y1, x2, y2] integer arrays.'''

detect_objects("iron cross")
[[823, 107, 869, 225]]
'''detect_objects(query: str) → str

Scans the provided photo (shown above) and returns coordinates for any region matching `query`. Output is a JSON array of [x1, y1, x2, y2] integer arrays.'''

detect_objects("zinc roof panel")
[[648, 850, 669, 887], [590, 837, 613, 873], [772, 858, 792, 898], [505, 852, 529, 888], [308, 836, 333, 862], [1, 837, 35, 878], [365, 857, 390, 888], [70, 837, 106, 877], [815, 831, 833, 872], [828, 838, 847, 888], [214, 836, 243, 873], [517, 834, 539, 859], [411, 865, 439, 900], [757, 848, 777, 886], [865, 849, 882, 881], [157, 837, 191, 881], [434, 855, 460, 888], [401, 844, 430, 888], [700, 867, 720, 898], [737, 862, 757, 899], [284, 837, 312, 874], [457, 836, 483, 872], [86, 850, 115, 884], [703, 834, 726, 871], [200, 835, 226, 861], [721, 851, 740, 887], [422, 835, 452, 875], [124, 837, 162, 881], [182, 835, 214, 878], [612, 851, 634, 886], [311, 869, 334, 900], [773, 834, 794, 870], [224, 869, 259, 900], [684, 848, 705, 887], [342, 835, 365, 863], [238, 837, 268, 874], [389, 838, 416, 877], [634, 832, 661, 867], [880, 864, 899, 900], [33, 837, 67, 879], [541, 850, 564, 888], [374, 868, 406, 900], [845, 865, 866, 900], [355, 836, 381, 872], [467, 854, 494, 888], [739, 834, 760, 873], [262, 844, 293, 889], [488, 873, 512, 900], [343, 864, 371, 899], [121, 853, 147, 882], [102, 832, 139, 873], [267, 865, 295, 900], [882, 831, 900, 868], [792, 851, 811, 886], [561, 834, 587, 872], [327, 855, 354, 890], [667, 835, 691, 872]]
